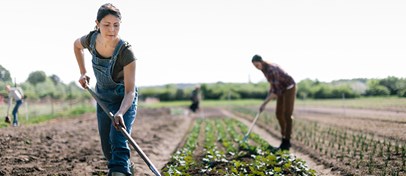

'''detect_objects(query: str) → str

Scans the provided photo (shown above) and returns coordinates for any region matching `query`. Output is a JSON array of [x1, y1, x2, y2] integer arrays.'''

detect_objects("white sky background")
[[0, 0, 405, 87]]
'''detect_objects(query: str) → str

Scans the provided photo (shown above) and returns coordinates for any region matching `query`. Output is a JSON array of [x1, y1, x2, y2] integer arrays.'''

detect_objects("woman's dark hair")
[[252, 54, 263, 62], [96, 3, 121, 22]]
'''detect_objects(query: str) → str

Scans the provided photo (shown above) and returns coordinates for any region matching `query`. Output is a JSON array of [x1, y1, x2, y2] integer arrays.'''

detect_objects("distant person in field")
[[5, 84, 24, 127], [73, 3, 138, 176], [189, 85, 201, 113], [251, 54, 296, 151]]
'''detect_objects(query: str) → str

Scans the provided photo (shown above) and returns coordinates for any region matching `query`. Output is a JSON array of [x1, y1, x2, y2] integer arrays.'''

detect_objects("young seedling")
[[395, 140, 399, 155], [387, 141, 392, 153], [368, 153, 373, 174]]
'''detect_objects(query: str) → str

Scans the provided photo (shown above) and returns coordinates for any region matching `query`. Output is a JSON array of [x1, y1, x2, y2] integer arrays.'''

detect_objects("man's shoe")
[[278, 138, 291, 151], [5, 116, 10, 123]]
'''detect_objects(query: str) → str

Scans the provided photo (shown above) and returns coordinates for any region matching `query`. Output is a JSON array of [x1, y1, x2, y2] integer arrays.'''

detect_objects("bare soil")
[[0, 108, 192, 176]]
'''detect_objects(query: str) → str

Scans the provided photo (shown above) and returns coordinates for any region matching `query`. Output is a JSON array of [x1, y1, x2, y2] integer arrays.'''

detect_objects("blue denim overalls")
[[90, 32, 138, 175]]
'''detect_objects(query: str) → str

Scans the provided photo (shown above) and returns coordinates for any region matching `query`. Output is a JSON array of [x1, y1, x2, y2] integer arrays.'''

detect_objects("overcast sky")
[[1, 0, 405, 86]]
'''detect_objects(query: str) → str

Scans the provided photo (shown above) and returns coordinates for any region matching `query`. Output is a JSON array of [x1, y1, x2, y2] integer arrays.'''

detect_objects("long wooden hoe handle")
[[86, 86, 161, 176], [243, 111, 261, 142]]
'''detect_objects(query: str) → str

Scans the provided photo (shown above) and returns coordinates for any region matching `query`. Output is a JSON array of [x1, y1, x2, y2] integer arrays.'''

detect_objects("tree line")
[[0, 65, 90, 101], [140, 77, 406, 101], [1, 65, 405, 102]]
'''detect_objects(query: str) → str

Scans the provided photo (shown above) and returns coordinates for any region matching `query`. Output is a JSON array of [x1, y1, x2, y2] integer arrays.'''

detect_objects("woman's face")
[[252, 61, 263, 70], [97, 14, 121, 41]]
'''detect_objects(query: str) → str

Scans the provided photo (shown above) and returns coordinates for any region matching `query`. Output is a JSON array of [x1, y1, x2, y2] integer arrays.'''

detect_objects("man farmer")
[[251, 55, 296, 150], [189, 85, 201, 113]]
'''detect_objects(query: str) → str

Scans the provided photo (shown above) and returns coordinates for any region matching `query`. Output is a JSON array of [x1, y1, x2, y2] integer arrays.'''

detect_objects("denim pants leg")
[[12, 100, 23, 125], [108, 102, 136, 175], [96, 96, 137, 175]]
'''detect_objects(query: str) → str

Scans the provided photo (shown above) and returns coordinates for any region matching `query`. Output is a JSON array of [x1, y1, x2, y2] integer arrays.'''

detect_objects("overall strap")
[[112, 40, 125, 59], [109, 39, 125, 81], [89, 31, 99, 55]]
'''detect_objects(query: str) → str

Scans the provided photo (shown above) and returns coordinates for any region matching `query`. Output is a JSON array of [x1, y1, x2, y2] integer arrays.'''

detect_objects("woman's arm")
[[73, 38, 89, 88], [113, 61, 136, 130]]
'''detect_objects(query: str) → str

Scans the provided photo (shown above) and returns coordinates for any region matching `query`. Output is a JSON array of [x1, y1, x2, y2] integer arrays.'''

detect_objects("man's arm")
[[259, 93, 277, 112]]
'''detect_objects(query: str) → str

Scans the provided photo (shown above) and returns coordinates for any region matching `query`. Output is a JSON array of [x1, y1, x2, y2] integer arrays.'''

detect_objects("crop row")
[[162, 118, 316, 175]]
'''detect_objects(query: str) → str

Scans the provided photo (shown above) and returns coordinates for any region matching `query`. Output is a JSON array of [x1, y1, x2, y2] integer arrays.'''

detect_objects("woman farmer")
[[73, 3, 137, 176], [252, 54, 296, 151]]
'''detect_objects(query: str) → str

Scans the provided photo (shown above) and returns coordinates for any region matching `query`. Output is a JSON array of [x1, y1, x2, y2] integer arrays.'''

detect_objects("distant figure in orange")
[[189, 85, 201, 113], [251, 54, 296, 151]]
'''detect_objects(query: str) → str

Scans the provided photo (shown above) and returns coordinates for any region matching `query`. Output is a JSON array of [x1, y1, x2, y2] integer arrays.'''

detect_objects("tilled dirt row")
[[0, 113, 103, 176], [0, 108, 193, 176]]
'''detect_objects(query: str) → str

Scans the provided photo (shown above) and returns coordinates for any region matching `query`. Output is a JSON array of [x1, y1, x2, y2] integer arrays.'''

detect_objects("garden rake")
[[86, 85, 161, 176], [242, 111, 262, 142]]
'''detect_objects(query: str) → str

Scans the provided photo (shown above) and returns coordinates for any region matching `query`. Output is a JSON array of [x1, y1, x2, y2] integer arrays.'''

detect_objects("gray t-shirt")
[[80, 30, 136, 83], [7, 87, 24, 114], [9, 87, 23, 101]]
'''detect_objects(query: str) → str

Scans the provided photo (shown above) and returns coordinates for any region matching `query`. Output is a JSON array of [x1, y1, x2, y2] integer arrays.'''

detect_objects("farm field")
[[231, 104, 406, 175], [0, 98, 405, 175]]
